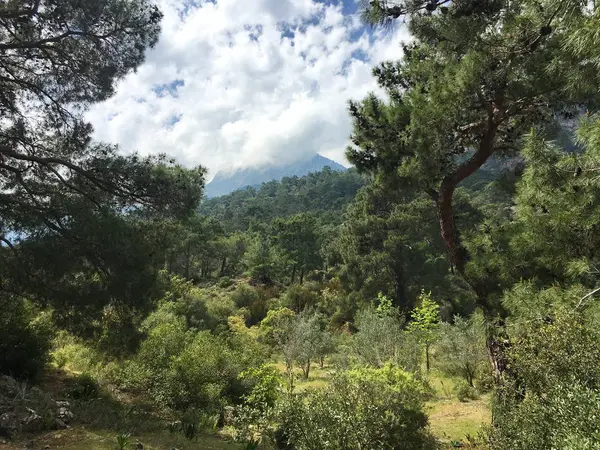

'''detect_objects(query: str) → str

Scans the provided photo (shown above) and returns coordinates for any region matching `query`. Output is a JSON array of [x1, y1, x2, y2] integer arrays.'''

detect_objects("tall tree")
[[349, 0, 600, 378], [0, 0, 206, 338], [272, 213, 322, 284]]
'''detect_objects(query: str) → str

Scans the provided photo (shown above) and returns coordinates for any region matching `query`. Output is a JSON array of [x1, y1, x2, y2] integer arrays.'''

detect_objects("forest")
[[1, 0, 600, 449]]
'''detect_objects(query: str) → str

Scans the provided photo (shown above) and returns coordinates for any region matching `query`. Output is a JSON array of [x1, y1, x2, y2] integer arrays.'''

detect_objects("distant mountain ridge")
[[204, 154, 347, 198]]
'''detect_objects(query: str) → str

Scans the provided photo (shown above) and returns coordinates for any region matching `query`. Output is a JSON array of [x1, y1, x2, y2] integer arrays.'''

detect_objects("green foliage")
[[258, 307, 295, 349], [277, 364, 435, 450], [0, 0, 206, 354], [282, 284, 319, 313], [271, 213, 322, 284], [454, 381, 480, 403], [169, 410, 219, 441], [239, 366, 282, 410], [231, 285, 267, 326], [407, 291, 440, 372], [0, 297, 53, 380], [69, 373, 100, 400], [280, 312, 331, 380], [352, 304, 421, 372], [200, 169, 367, 233], [231, 366, 282, 446], [490, 307, 600, 450], [116, 432, 131, 450], [435, 315, 488, 388]]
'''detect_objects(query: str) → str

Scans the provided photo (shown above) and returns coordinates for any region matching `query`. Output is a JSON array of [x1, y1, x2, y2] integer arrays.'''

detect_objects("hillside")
[[200, 167, 367, 231], [204, 154, 347, 198]]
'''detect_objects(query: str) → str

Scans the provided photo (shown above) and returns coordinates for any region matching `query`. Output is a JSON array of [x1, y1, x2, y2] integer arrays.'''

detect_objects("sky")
[[86, 0, 409, 178]]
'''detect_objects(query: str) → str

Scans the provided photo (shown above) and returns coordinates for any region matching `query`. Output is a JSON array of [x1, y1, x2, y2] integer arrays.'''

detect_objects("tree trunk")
[[394, 269, 409, 311], [303, 359, 310, 379], [184, 242, 191, 279], [320, 356, 325, 369], [428, 120, 520, 400], [219, 257, 227, 277], [290, 265, 296, 285], [435, 123, 497, 287], [425, 344, 431, 373], [299, 267, 304, 284]]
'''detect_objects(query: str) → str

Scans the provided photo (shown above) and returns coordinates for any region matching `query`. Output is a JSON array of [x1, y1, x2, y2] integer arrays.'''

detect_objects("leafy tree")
[[272, 213, 321, 284], [407, 291, 440, 372], [350, 0, 600, 379], [0, 0, 206, 343], [283, 312, 329, 380], [242, 231, 275, 283], [352, 295, 421, 372], [258, 307, 295, 351], [435, 315, 488, 387]]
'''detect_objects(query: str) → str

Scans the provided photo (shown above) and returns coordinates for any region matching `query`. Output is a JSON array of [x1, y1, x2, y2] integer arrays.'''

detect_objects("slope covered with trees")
[[2, 0, 600, 449]]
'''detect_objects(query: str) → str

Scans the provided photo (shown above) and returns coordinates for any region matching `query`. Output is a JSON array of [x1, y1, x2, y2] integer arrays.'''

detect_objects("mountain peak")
[[205, 154, 346, 198]]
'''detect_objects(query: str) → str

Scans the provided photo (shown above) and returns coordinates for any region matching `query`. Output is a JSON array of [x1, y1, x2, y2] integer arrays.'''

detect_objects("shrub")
[[69, 373, 100, 400], [276, 364, 435, 450], [218, 277, 234, 288], [490, 308, 600, 450], [0, 298, 53, 380], [51, 331, 102, 375], [454, 380, 479, 402], [231, 366, 282, 446], [283, 285, 318, 313], [231, 285, 267, 325]]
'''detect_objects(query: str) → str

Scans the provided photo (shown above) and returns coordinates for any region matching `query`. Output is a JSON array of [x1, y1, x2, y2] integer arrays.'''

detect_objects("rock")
[[54, 400, 73, 426], [44, 445, 50, 449], [0, 376, 17, 399], [135, 443, 144, 449], [56, 407, 73, 424], [0, 412, 18, 436], [20, 408, 44, 433]]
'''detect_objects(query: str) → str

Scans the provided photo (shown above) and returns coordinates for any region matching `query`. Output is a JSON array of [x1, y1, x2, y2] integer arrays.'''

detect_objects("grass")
[[426, 396, 490, 442], [425, 370, 491, 443], [2, 426, 238, 450], [271, 360, 332, 392]]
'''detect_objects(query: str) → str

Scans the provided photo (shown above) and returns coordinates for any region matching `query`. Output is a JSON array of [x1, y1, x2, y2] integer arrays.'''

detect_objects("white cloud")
[[86, 0, 409, 178]]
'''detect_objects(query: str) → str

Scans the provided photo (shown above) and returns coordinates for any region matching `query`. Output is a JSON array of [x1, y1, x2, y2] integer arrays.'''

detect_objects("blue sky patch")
[[152, 79, 185, 98]]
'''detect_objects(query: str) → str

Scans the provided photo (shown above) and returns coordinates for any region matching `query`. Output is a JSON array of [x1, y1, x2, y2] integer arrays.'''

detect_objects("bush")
[[283, 285, 318, 313], [218, 277, 234, 288], [169, 331, 239, 412], [490, 308, 600, 450], [454, 380, 479, 402], [51, 331, 102, 375], [276, 364, 435, 450], [69, 373, 100, 400], [0, 298, 53, 380], [231, 285, 267, 325]]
